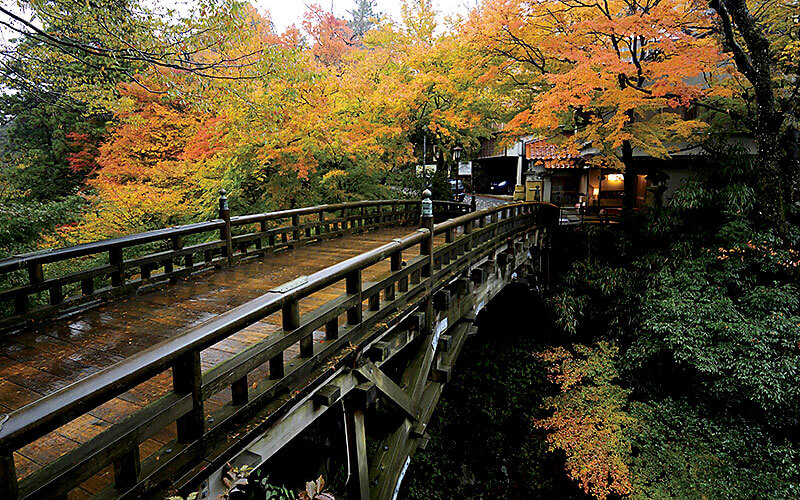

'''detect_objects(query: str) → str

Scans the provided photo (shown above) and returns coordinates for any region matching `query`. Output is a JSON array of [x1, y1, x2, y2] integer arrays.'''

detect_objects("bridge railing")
[[0, 200, 556, 500], [0, 199, 469, 331]]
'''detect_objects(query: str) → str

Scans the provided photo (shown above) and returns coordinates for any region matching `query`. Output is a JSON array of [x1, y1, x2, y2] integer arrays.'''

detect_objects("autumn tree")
[[468, 0, 732, 210], [535, 342, 634, 500], [0, 0, 282, 102]]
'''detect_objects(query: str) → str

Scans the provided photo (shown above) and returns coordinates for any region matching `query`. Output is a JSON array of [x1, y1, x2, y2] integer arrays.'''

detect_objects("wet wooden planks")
[[0, 225, 437, 493]]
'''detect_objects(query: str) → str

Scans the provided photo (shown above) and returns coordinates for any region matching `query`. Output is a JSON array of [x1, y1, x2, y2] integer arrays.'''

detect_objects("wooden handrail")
[[0, 199, 468, 331], [0, 199, 552, 500]]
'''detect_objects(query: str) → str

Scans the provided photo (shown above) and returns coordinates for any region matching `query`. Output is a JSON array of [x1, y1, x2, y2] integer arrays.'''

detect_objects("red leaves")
[[534, 342, 635, 499]]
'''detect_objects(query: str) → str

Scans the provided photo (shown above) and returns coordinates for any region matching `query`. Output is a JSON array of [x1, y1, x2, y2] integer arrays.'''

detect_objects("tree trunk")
[[755, 126, 786, 228], [713, 0, 788, 231], [621, 140, 637, 212]]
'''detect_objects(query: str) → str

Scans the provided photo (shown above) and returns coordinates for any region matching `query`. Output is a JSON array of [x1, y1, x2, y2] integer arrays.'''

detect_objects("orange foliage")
[[468, 0, 734, 158], [56, 80, 227, 242], [534, 342, 635, 499]]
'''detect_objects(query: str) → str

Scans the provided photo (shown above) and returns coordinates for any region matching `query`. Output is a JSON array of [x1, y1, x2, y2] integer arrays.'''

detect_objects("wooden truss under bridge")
[[0, 197, 558, 500]]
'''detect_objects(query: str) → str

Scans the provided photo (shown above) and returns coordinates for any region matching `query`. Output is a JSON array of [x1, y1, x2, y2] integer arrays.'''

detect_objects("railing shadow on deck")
[[0, 198, 469, 333], [0, 200, 558, 500]]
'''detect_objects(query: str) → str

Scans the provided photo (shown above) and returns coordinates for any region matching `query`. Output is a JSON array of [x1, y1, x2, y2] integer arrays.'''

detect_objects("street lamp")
[[453, 146, 474, 211]]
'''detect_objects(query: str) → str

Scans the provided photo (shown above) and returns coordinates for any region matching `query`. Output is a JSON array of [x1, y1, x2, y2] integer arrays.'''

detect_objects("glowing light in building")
[[607, 173, 624, 182]]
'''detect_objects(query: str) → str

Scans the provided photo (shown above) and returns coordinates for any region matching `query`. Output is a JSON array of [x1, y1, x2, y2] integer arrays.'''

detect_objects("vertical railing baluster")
[[113, 446, 141, 490], [386, 250, 402, 300], [444, 228, 454, 266], [325, 318, 339, 340], [318, 210, 326, 235], [254, 222, 264, 255], [464, 219, 473, 252], [1, 450, 18, 500], [49, 282, 63, 306], [368, 292, 380, 312], [292, 214, 301, 242], [184, 247, 194, 273], [219, 189, 233, 266], [109, 246, 123, 288], [173, 351, 203, 443], [346, 269, 362, 325], [81, 276, 94, 296], [284, 298, 310, 358], [231, 376, 248, 405], [13, 294, 26, 316], [28, 262, 43, 284], [260, 220, 269, 254], [169, 235, 183, 284], [163, 255, 173, 281], [15, 262, 43, 315]]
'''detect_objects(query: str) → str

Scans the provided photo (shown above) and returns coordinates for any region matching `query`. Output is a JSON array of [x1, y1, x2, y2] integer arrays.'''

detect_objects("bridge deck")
[[0, 225, 442, 499]]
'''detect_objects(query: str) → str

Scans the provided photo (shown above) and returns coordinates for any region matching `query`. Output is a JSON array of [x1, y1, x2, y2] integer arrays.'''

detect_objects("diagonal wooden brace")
[[356, 362, 421, 421]]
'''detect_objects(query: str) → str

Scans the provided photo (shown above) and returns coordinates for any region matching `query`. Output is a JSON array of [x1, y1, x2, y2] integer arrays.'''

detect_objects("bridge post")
[[109, 245, 123, 288], [292, 214, 301, 243], [419, 191, 435, 344], [386, 250, 402, 300], [345, 402, 370, 500], [318, 210, 326, 236], [420, 190, 434, 278], [346, 269, 363, 325], [174, 350, 204, 443], [219, 189, 233, 266]]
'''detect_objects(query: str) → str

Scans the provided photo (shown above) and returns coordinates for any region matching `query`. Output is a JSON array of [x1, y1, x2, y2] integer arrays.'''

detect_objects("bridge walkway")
[[0, 224, 444, 498]]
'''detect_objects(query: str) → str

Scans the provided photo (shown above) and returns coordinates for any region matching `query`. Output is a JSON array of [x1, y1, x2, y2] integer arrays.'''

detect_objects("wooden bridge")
[[0, 195, 557, 500]]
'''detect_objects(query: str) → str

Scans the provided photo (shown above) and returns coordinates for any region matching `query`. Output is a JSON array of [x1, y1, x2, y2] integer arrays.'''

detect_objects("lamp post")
[[453, 145, 474, 211], [597, 173, 605, 211], [452, 146, 462, 187]]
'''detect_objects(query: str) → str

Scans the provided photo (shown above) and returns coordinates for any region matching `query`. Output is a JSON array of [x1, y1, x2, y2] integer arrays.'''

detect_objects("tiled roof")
[[526, 138, 582, 168], [542, 159, 580, 169]]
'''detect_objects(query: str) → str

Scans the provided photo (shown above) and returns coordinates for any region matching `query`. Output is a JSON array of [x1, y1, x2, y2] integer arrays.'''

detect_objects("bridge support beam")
[[346, 397, 371, 500]]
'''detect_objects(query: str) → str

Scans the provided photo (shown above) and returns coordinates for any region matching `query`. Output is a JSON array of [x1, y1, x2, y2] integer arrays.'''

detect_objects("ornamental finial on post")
[[421, 189, 433, 218], [219, 188, 229, 212]]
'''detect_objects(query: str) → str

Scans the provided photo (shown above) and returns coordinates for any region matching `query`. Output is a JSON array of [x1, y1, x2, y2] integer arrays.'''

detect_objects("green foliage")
[[0, 197, 83, 256], [627, 399, 800, 500], [0, 93, 106, 201], [347, 0, 380, 39], [548, 260, 638, 342], [539, 137, 800, 498]]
